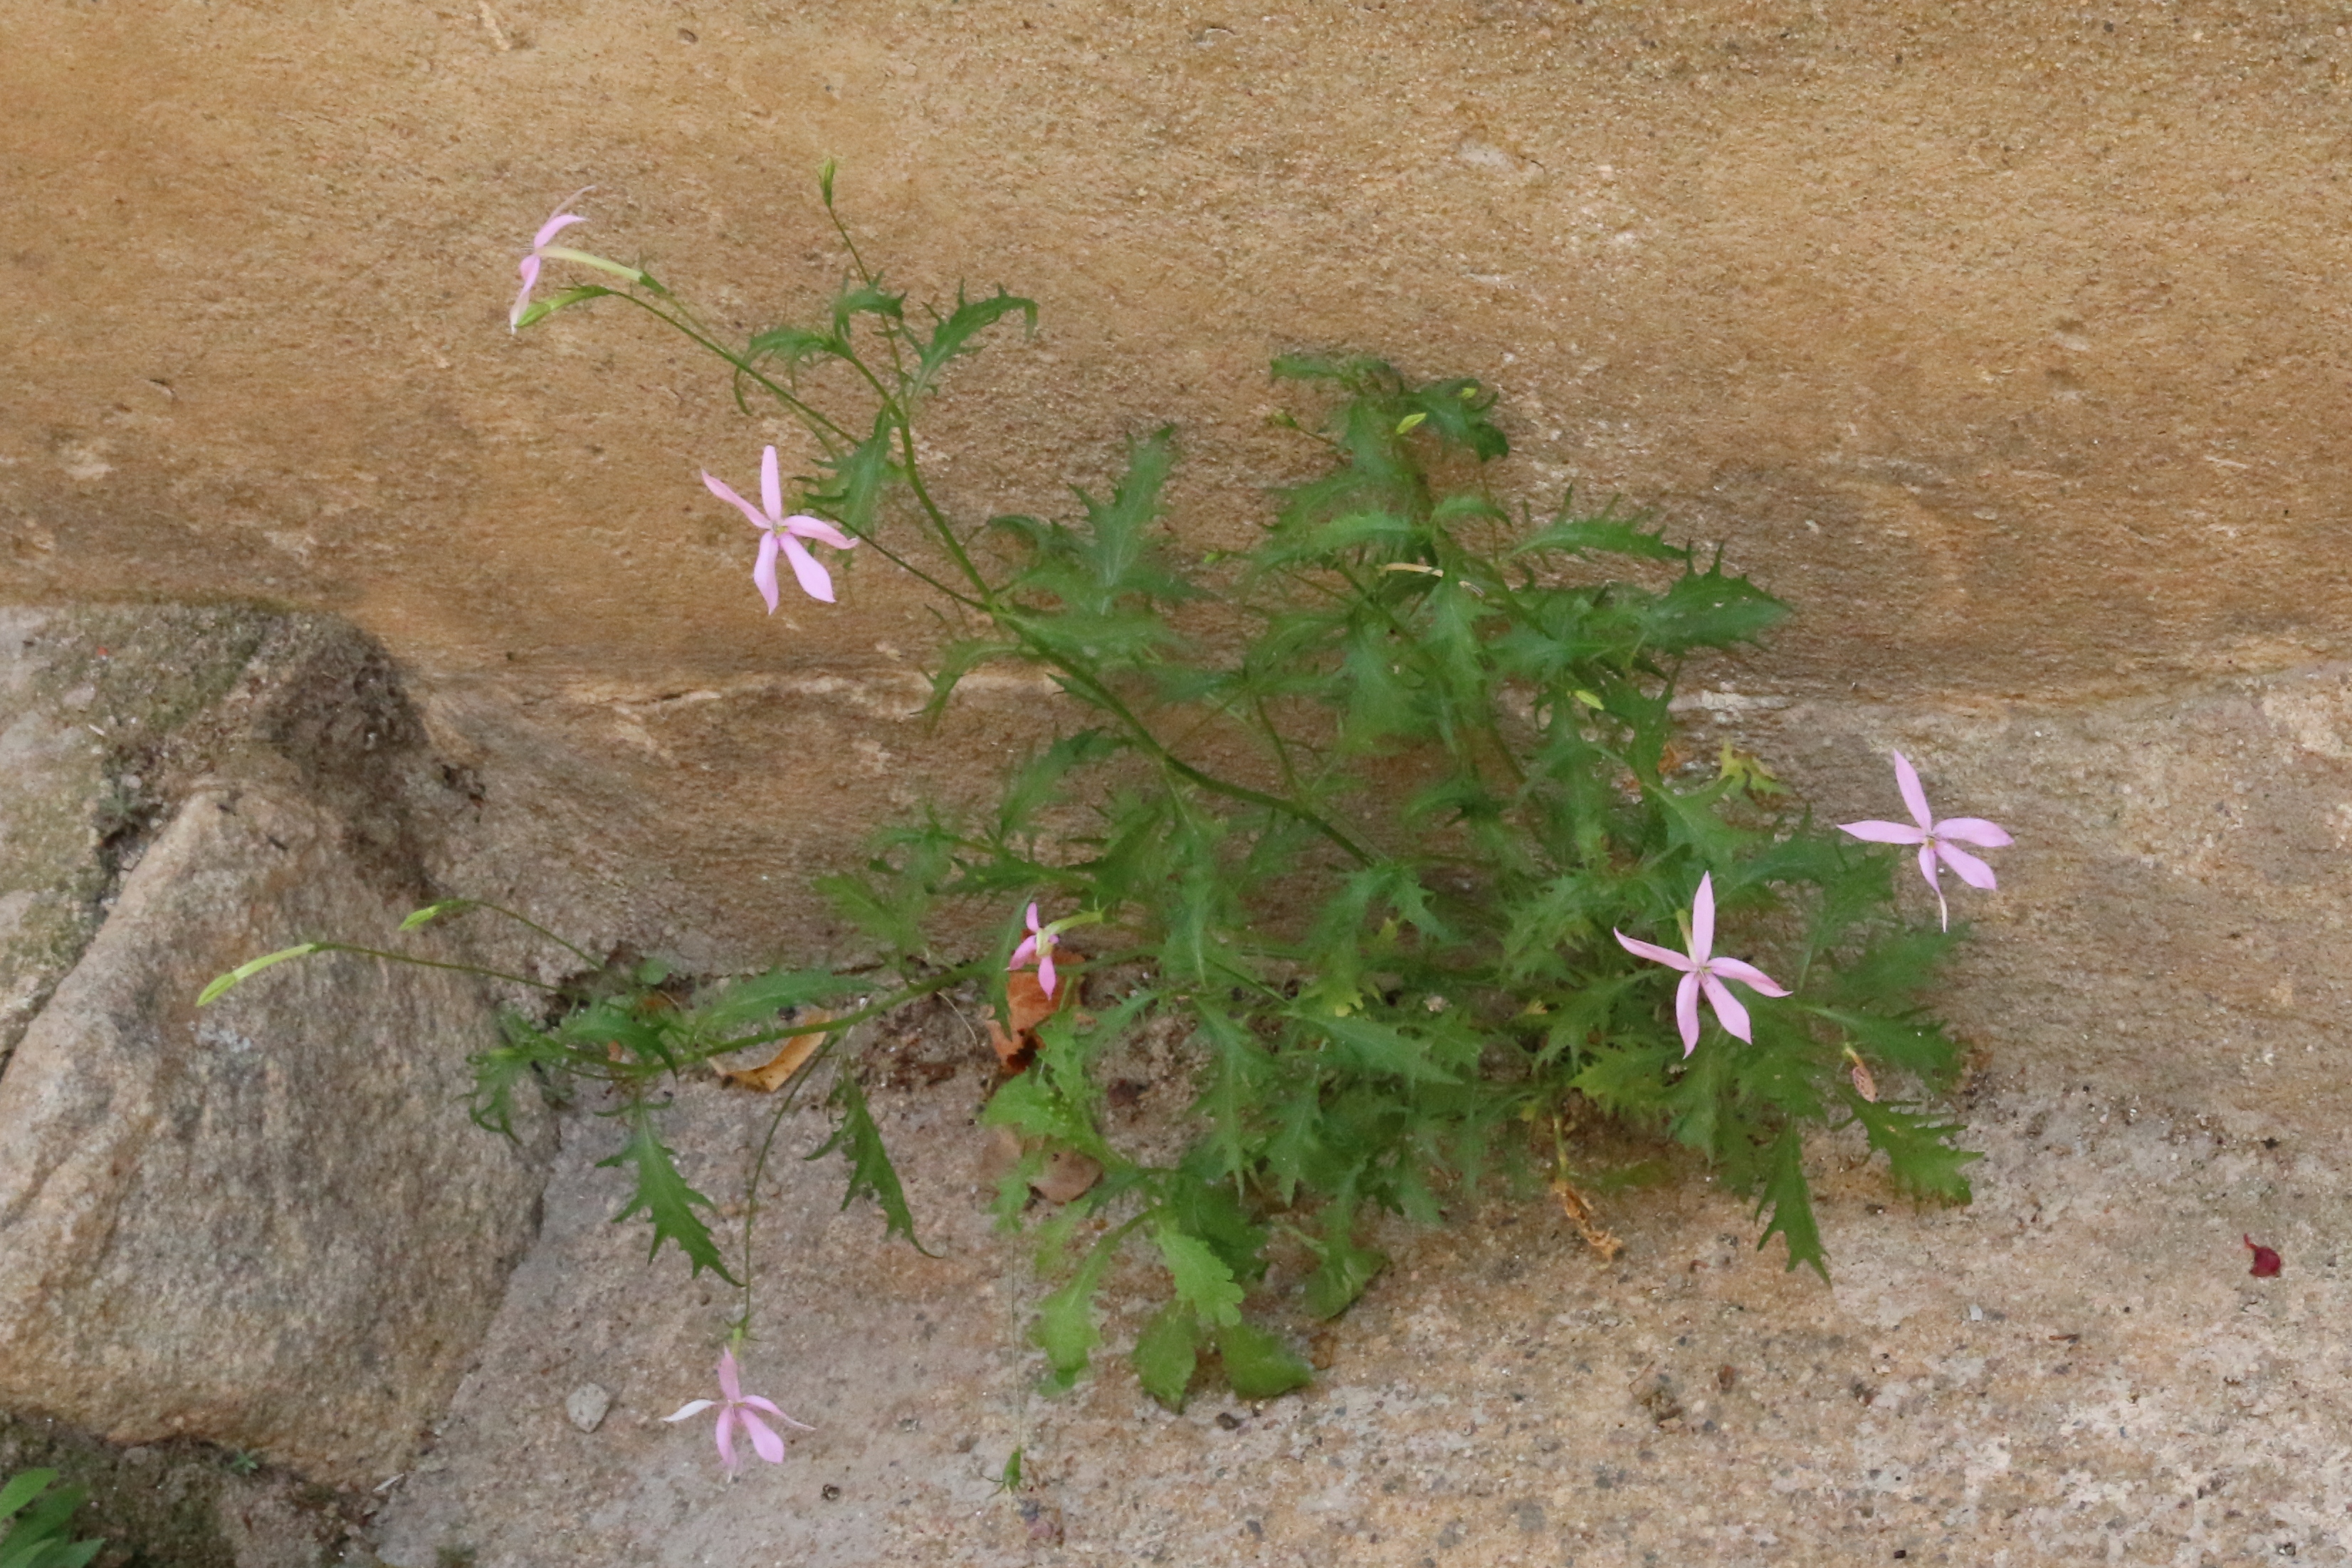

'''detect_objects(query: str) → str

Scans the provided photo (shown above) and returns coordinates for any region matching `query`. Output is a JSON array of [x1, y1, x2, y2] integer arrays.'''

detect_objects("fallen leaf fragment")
[[718, 1011, 833, 1092], [975, 1127, 1103, 1204], [986, 968, 1076, 1073], [1031, 1149, 1104, 1205], [1550, 1178, 1625, 1261], [1845, 1050, 1879, 1103], [2244, 1233, 2282, 1278], [975, 1125, 1027, 1191]]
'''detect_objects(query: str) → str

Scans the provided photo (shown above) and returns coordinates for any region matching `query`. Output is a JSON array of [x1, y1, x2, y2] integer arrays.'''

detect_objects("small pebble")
[[565, 1383, 612, 1433]]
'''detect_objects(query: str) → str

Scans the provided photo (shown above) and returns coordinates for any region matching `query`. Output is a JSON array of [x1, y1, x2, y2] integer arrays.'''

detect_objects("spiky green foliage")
[[602, 1100, 737, 1283], [629, 226, 1975, 1399], [379, 172, 1985, 1411]]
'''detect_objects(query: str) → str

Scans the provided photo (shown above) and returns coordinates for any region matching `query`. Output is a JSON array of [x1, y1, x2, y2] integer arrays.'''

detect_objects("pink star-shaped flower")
[[1614, 873, 1790, 1056], [509, 187, 594, 332], [661, 1347, 812, 1477], [1009, 902, 1061, 999], [1837, 751, 2012, 930], [702, 446, 858, 611]]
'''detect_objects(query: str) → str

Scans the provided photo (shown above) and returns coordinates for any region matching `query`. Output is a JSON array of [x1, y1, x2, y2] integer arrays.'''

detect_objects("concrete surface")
[[369, 1008, 2348, 1566]]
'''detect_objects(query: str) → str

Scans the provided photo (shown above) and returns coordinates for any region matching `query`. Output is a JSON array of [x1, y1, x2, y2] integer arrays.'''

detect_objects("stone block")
[[0, 608, 548, 1488]]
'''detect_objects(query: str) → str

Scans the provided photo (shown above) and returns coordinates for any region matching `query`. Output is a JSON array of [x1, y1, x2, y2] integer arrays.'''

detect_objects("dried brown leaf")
[[987, 968, 1078, 1073], [718, 1011, 833, 1093], [1550, 1178, 1625, 1261]]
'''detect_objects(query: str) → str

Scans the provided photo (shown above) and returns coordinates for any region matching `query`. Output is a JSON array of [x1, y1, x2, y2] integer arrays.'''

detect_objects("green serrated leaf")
[[1214, 1320, 1314, 1399], [1303, 1209, 1387, 1319], [1754, 1126, 1829, 1283], [1311, 1014, 1460, 1085], [1569, 1038, 1681, 1119], [599, 1103, 737, 1283], [1826, 925, 1961, 1011], [1032, 1230, 1123, 1391], [746, 322, 841, 369], [1153, 1225, 1244, 1328], [1810, 1005, 1960, 1081], [1636, 561, 1790, 652], [1511, 512, 1687, 562], [1131, 1302, 1202, 1410], [913, 286, 1037, 396], [997, 730, 1124, 838], [830, 280, 905, 342], [1846, 1095, 1981, 1204], [812, 1070, 923, 1248], [924, 638, 1024, 724], [695, 969, 863, 1031]]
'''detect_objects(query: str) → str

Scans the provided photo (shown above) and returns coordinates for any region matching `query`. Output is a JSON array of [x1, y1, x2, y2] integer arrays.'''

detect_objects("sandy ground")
[[369, 1002, 2348, 1568]]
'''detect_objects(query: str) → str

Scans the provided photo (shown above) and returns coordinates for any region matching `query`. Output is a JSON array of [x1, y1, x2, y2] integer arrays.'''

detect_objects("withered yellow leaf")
[[718, 1011, 834, 1093]]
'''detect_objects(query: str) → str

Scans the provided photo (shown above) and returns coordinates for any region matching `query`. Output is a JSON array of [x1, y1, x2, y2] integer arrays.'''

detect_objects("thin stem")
[[606, 292, 854, 447], [471, 902, 604, 969], [1033, 651, 1373, 864], [313, 942, 558, 992], [734, 1016, 843, 1332], [694, 968, 970, 1062], [892, 419, 993, 597]]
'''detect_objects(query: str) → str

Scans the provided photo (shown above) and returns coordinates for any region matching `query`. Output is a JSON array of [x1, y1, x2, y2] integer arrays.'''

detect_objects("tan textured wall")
[[5, 0, 2350, 967]]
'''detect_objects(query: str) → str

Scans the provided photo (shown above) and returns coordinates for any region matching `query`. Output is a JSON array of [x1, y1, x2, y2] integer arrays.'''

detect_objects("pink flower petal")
[[752, 532, 782, 614], [661, 1399, 715, 1423], [1708, 957, 1789, 997], [1036, 945, 1057, 999], [1839, 819, 1927, 846], [1025, 903, 1044, 934], [1891, 751, 1933, 831], [1615, 931, 1695, 972], [713, 1406, 739, 1472], [704, 473, 772, 533], [1936, 842, 1998, 891], [1936, 816, 2012, 848], [1689, 873, 1716, 964], [1674, 971, 1701, 1056], [508, 258, 542, 331], [532, 209, 589, 251], [1916, 842, 1940, 891], [739, 1408, 787, 1466], [760, 445, 783, 521], [737, 1396, 812, 1431], [1700, 973, 1753, 1044], [784, 515, 858, 550], [1009, 935, 1039, 968], [780, 535, 836, 603], [718, 1348, 744, 1403]]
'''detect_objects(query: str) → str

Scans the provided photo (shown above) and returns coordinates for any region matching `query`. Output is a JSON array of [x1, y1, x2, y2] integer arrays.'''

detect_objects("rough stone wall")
[[5, 0, 2346, 964]]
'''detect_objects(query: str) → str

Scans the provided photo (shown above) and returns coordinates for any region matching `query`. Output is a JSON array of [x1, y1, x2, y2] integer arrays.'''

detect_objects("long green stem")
[[317, 942, 557, 992], [733, 1019, 839, 1332], [607, 292, 854, 447]]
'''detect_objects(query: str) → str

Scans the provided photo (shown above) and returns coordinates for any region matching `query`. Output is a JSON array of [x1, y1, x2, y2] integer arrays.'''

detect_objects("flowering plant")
[[209, 170, 1993, 1416]]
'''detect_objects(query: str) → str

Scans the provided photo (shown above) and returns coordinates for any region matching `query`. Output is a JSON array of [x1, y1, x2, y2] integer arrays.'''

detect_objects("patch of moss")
[[0, 1414, 236, 1568]]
